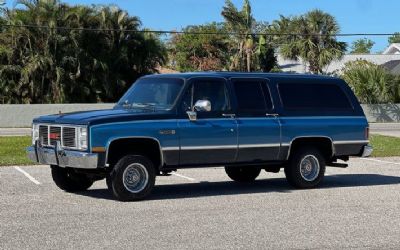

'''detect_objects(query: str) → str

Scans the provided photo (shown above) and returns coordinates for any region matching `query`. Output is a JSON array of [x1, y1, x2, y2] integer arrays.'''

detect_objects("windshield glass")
[[115, 78, 184, 110]]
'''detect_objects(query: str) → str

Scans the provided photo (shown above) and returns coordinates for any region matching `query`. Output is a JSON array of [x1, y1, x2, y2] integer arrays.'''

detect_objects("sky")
[[5, 0, 400, 53]]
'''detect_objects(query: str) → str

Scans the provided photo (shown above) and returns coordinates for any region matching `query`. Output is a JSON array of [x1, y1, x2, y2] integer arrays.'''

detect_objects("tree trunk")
[[246, 49, 251, 72]]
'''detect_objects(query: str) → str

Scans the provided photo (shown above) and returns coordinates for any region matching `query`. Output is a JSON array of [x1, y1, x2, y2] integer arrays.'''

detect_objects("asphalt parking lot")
[[1, 158, 400, 250]]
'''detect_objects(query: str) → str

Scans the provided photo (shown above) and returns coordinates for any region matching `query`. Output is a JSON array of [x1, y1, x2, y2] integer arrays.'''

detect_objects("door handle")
[[222, 113, 236, 118], [266, 113, 279, 117]]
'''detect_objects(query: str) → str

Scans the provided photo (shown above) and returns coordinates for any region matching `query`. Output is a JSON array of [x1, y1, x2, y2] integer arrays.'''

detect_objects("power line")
[[0, 23, 398, 37]]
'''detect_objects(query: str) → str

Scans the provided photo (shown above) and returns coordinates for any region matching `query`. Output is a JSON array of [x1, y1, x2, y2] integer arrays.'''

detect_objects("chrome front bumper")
[[361, 145, 373, 157], [26, 146, 99, 169]]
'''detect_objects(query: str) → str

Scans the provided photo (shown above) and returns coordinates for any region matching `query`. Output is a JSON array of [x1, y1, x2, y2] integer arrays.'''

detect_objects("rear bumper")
[[26, 146, 99, 169], [361, 145, 373, 157]]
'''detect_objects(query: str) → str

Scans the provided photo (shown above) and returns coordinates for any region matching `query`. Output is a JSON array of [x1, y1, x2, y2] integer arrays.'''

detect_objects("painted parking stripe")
[[14, 167, 41, 185], [171, 172, 196, 181], [360, 158, 400, 166]]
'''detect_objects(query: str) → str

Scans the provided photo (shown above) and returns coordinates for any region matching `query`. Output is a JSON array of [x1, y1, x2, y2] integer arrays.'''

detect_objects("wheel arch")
[[286, 136, 335, 161], [105, 136, 164, 170]]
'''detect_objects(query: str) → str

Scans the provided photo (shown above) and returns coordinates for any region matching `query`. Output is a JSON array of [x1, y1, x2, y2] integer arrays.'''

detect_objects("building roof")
[[381, 60, 400, 75], [277, 43, 400, 74], [383, 43, 400, 55], [278, 54, 400, 74]]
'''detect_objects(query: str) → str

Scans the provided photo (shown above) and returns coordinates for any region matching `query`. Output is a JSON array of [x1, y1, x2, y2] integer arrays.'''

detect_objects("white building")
[[278, 43, 400, 75]]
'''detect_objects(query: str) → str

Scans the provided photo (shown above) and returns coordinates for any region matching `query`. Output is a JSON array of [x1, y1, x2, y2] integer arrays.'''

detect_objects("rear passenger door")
[[232, 78, 281, 162]]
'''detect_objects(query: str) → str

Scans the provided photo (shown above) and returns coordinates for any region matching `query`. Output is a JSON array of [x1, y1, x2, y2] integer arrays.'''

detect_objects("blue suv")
[[27, 72, 372, 201]]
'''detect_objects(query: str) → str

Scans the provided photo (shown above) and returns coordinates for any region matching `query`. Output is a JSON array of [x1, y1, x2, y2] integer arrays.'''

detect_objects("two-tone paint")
[[31, 72, 370, 170]]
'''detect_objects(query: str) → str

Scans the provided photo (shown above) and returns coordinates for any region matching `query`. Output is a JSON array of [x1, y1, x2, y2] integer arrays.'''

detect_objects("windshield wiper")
[[122, 102, 157, 110]]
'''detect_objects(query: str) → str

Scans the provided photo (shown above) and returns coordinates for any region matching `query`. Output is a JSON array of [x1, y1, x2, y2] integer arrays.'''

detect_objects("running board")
[[327, 162, 348, 168]]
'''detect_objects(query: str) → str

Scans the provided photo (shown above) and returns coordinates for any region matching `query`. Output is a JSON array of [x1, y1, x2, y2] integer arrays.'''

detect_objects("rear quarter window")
[[278, 82, 353, 110]]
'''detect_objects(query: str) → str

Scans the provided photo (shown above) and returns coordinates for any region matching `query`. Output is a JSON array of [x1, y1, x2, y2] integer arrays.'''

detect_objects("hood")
[[33, 108, 173, 126]]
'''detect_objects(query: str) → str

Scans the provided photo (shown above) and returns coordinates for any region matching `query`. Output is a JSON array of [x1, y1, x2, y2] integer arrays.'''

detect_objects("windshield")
[[115, 78, 184, 110]]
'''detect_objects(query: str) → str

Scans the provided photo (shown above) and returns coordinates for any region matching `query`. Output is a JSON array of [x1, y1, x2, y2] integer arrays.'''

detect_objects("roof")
[[278, 54, 400, 74], [143, 71, 336, 80], [383, 43, 400, 55], [381, 60, 400, 75]]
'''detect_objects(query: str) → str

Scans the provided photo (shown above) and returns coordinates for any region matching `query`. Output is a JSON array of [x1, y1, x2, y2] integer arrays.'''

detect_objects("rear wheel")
[[108, 155, 156, 201], [284, 147, 326, 188], [225, 166, 261, 182], [51, 165, 94, 192]]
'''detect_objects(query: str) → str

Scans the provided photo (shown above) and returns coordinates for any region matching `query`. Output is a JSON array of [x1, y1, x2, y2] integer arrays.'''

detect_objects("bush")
[[341, 60, 400, 104]]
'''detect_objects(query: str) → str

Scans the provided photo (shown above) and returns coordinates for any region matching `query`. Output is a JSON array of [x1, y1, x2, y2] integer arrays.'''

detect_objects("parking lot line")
[[360, 158, 400, 166], [171, 172, 196, 181], [14, 166, 41, 185]]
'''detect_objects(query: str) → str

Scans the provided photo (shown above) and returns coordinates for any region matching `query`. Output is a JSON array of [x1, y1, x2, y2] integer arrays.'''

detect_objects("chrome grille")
[[39, 125, 49, 145], [37, 125, 77, 148], [49, 126, 61, 146], [62, 127, 76, 148]]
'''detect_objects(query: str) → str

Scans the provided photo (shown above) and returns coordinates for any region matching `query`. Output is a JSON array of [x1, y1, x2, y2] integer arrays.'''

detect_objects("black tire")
[[225, 166, 261, 182], [284, 147, 326, 188], [106, 175, 112, 190], [51, 165, 94, 192], [109, 155, 156, 201]]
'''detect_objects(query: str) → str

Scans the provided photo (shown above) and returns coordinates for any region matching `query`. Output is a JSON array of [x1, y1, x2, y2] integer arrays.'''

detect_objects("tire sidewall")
[[225, 166, 261, 182], [286, 147, 326, 188], [51, 165, 94, 192], [110, 155, 156, 201]]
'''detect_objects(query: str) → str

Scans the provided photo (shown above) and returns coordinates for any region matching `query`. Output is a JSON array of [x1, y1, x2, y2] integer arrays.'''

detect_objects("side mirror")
[[186, 111, 197, 121], [194, 100, 211, 112], [186, 100, 211, 121]]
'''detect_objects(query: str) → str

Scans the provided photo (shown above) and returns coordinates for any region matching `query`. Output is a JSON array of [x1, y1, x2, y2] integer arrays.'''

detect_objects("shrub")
[[341, 60, 400, 104]]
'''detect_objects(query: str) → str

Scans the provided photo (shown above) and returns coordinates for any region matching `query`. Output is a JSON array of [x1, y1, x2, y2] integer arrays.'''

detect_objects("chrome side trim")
[[333, 140, 369, 145], [26, 146, 98, 169], [162, 146, 180, 151], [239, 143, 280, 149], [179, 143, 281, 151], [181, 145, 237, 150]]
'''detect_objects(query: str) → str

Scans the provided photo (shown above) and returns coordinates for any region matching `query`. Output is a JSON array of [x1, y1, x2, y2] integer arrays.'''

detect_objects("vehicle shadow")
[[77, 174, 400, 201]]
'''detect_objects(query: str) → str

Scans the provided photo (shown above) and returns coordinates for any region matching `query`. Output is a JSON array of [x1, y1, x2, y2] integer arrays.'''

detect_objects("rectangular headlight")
[[77, 127, 88, 150], [32, 124, 39, 145]]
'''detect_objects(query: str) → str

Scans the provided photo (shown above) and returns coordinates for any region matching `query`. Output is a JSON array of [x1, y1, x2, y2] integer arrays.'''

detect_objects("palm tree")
[[0, 1, 167, 104], [341, 60, 399, 104], [221, 0, 254, 72], [278, 9, 346, 74]]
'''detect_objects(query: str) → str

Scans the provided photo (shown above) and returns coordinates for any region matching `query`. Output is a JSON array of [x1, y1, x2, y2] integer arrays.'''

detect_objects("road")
[[369, 123, 400, 137], [1, 123, 400, 137], [1, 157, 400, 249]]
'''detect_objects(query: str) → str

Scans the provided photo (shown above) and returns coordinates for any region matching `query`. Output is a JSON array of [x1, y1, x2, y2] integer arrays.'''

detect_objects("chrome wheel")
[[122, 163, 149, 193], [299, 155, 320, 182]]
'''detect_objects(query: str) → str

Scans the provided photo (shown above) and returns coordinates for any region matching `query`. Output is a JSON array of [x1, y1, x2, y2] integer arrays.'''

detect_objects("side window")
[[180, 78, 230, 114], [278, 83, 353, 110], [233, 80, 272, 116]]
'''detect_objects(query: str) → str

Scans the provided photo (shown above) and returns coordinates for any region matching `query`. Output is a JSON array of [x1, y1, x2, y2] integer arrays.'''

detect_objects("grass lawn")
[[0, 134, 399, 166], [369, 134, 400, 157], [0, 136, 34, 166]]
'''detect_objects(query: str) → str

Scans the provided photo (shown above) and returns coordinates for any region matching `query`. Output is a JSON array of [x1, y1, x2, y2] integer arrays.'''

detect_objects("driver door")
[[177, 77, 238, 166]]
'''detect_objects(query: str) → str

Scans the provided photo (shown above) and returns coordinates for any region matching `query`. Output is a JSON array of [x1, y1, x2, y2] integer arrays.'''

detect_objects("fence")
[[0, 103, 399, 127]]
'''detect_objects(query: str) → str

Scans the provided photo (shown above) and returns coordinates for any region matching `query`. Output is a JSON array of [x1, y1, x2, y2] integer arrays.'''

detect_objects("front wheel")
[[284, 147, 326, 188], [108, 155, 156, 201], [225, 166, 261, 182], [51, 166, 94, 192]]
